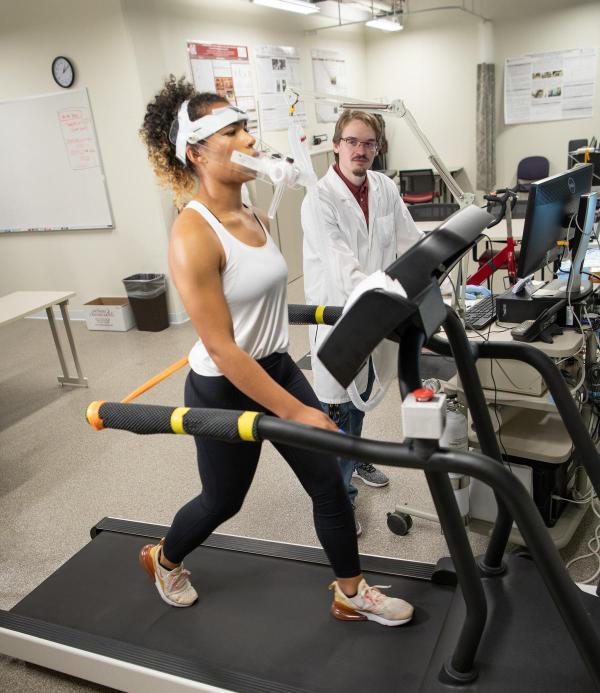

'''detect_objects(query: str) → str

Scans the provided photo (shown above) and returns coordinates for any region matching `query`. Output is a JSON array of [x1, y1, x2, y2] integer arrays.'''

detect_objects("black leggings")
[[163, 351, 361, 578]]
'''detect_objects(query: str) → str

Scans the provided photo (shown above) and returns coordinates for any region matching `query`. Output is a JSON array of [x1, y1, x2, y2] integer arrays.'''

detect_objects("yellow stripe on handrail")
[[170, 407, 190, 434], [315, 305, 326, 324], [238, 411, 259, 442]]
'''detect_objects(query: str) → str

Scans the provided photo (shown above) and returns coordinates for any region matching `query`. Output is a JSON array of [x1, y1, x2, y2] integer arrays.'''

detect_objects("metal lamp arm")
[[392, 101, 473, 207]]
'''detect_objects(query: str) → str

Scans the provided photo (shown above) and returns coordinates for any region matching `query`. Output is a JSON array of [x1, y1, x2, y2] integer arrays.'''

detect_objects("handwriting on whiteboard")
[[58, 108, 100, 170]]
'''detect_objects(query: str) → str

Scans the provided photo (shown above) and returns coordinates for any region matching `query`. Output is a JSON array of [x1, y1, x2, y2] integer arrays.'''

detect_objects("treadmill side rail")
[[0, 615, 235, 693]]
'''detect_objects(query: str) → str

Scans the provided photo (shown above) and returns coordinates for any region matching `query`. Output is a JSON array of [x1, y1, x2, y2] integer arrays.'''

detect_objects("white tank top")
[[186, 200, 289, 376]]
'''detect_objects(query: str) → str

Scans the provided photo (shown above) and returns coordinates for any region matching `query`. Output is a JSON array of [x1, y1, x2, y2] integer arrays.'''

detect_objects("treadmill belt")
[[12, 530, 453, 693]]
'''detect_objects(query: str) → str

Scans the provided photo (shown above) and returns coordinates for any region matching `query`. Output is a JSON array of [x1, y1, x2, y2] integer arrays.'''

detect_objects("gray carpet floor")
[[1, 277, 598, 691]]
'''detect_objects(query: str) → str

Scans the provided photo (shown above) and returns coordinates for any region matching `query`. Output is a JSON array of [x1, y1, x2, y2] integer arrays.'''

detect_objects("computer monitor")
[[517, 163, 594, 279]]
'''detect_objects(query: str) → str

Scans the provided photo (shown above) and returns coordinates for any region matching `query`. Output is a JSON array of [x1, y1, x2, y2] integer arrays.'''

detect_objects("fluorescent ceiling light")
[[317, 1, 371, 21], [252, 0, 320, 15], [366, 16, 404, 31]]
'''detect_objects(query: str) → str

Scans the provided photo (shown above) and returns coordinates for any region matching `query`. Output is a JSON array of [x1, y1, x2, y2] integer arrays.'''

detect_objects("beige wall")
[[364, 9, 480, 196], [364, 2, 600, 195], [2, 0, 598, 323], [0, 0, 366, 321], [0, 0, 172, 316], [494, 2, 600, 188]]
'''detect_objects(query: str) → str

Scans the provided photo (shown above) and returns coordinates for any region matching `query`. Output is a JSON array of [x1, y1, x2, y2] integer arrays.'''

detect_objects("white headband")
[[173, 101, 248, 165]]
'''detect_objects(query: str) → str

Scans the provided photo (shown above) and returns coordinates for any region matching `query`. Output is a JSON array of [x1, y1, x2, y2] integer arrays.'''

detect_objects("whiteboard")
[[0, 88, 113, 233]]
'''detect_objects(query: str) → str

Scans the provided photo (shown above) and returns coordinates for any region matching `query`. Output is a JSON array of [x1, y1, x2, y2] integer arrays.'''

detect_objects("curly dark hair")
[[139, 75, 228, 207]]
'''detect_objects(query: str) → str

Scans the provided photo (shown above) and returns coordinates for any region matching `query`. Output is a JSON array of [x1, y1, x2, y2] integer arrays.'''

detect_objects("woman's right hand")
[[289, 405, 339, 433]]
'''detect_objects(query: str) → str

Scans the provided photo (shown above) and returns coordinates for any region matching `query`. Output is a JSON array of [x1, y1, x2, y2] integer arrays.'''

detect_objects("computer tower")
[[494, 279, 591, 325], [505, 453, 573, 527]]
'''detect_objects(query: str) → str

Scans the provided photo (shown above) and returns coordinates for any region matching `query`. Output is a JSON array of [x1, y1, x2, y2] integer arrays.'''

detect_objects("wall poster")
[[254, 44, 307, 131], [311, 49, 347, 123], [187, 41, 259, 132], [504, 47, 597, 125]]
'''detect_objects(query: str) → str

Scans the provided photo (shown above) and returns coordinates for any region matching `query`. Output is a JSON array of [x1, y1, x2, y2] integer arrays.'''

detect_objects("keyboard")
[[464, 295, 496, 331]]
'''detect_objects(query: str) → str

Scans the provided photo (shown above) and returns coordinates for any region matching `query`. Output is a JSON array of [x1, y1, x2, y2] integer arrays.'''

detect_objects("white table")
[[416, 217, 525, 241], [0, 291, 88, 387]]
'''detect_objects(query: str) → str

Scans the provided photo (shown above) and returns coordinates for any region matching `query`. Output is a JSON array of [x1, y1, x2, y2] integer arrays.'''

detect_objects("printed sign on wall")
[[505, 48, 597, 124], [187, 41, 258, 132]]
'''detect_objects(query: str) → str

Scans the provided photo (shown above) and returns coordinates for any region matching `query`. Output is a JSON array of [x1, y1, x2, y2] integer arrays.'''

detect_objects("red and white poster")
[[187, 41, 258, 133]]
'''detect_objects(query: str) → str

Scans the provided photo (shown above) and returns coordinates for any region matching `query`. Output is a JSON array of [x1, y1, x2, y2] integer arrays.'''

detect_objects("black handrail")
[[90, 400, 600, 689], [254, 416, 600, 691], [429, 309, 513, 573], [428, 327, 600, 562], [399, 326, 487, 680], [476, 340, 600, 500]]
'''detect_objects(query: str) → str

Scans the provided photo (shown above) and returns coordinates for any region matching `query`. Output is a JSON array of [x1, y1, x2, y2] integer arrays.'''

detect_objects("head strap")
[[173, 100, 248, 165]]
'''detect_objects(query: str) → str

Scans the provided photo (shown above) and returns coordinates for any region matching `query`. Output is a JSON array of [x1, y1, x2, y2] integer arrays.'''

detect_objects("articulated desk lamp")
[[237, 87, 475, 217], [283, 88, 475, 208]]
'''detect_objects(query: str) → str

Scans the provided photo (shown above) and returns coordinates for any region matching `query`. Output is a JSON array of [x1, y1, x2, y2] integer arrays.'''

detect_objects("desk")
[[0, 291, 88, 387], [442, 322, 588, 548]]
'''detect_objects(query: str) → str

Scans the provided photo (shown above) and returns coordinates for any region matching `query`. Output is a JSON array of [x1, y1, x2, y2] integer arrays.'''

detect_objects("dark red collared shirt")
[[334, 163, 369, 225]]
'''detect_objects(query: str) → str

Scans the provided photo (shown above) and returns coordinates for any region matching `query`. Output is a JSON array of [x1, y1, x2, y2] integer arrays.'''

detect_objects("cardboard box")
[[84, 297, 135, 332]]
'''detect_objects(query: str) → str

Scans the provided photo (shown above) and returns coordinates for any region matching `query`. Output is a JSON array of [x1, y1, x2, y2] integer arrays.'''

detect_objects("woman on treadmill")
[[137, 76, 413, 627]]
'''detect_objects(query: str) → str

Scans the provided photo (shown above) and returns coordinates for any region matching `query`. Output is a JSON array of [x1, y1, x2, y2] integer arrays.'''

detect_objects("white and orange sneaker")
[[329, 578, 413, 626], [139, 539, 198, 607]]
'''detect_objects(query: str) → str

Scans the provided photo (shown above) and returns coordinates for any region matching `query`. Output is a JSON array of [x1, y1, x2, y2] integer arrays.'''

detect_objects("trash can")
[[122, 273, 169, 332]]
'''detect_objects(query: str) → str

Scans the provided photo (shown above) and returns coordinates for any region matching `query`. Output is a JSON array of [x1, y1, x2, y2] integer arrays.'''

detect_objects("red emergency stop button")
[[413, 388, 434, 402]]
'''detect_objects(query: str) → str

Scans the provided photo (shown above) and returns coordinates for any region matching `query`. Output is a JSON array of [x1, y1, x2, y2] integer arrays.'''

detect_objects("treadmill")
[[1, 205, 600, 692]]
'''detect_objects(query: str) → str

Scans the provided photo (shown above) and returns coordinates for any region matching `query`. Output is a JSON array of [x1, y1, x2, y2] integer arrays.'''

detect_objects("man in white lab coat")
[[301, 110, 422, 533]]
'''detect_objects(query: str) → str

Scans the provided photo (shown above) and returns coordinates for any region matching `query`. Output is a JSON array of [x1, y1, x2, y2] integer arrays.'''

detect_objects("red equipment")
[[468, 188, 519, 286]]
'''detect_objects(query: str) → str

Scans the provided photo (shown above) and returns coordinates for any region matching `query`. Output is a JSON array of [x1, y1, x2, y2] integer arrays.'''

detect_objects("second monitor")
[[496, 163, 595, 323], [517, 163, 593, 280]]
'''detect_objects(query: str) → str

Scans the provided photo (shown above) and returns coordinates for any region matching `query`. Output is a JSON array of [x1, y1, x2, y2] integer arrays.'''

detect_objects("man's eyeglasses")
[[339, 137, 379, 153]]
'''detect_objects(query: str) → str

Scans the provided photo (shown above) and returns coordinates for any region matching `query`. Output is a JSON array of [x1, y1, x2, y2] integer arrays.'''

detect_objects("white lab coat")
[[301, 165, 423, 403]]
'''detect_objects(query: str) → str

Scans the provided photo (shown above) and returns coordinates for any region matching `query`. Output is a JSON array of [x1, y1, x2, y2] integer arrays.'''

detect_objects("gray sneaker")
[[353, 463, 389, 488]]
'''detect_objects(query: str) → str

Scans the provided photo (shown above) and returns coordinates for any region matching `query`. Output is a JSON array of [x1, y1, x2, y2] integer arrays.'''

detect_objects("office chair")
[[399, 169, 440, 204], [373, 153, 398, 181], [372, 151, 387, 171], [515, 156, 549, 193], [567, 138, 588, 168]]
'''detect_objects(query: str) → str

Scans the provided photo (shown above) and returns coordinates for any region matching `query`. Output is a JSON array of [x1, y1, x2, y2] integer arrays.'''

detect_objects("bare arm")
[[169, 210, 337, 431]]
